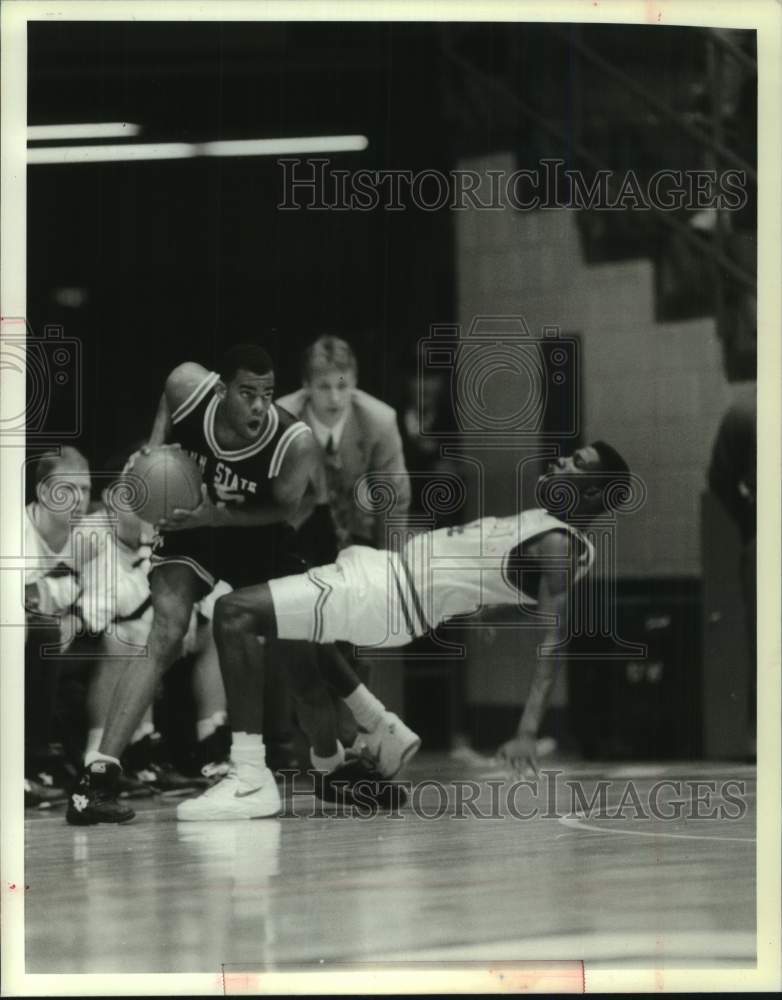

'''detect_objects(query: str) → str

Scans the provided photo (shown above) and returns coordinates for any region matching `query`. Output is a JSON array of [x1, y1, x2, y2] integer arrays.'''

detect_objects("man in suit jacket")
[[277, 335, 411, 550], [275, 335, 414, 759]]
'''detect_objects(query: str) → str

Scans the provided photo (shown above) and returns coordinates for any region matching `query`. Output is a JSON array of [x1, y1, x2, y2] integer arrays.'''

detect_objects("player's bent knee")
[[214, 592, 259, 637], [149, 612, 191, 661], [214, 585, 277, 640]]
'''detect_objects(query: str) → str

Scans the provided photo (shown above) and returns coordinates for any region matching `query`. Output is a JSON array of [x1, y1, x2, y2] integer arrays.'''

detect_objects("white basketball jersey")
[[402, 508, 594, 631], [77, 510, 225, 641], [25, 503, 84, 614], [77, 511, 154, 635]]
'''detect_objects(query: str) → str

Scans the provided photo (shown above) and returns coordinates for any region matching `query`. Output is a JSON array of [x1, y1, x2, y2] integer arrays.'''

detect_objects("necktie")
[[323, 434, 351, 549]]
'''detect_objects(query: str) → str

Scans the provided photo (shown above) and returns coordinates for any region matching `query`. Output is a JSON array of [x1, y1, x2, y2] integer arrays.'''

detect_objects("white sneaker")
[[352, 712, 421, 778], [176, 766, 281, 821]]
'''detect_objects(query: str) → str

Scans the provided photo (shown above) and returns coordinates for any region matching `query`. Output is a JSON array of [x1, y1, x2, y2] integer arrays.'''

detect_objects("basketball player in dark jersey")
[[68, 344, 350, 824]]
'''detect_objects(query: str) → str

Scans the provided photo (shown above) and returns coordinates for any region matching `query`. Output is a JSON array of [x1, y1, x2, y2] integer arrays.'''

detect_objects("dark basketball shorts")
[[149, 525, 306, 593]]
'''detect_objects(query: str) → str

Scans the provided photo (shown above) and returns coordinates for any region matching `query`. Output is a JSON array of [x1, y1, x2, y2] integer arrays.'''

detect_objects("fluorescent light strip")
[[201, 135, 369, 156], [27, 122, 141, 141], [27, 135, 369, 165], [28, 143, 196, 165]]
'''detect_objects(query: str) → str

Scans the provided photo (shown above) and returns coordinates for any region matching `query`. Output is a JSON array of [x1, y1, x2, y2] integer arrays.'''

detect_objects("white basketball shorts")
[[269, 545, 427, 649]]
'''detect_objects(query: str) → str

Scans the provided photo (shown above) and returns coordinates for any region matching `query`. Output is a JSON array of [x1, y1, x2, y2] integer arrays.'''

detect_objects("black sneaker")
[[66, 762, 136, 825], [191, 724, 232, 780], [25, 777, 67, 808], [117, 770, 157, 799], [123, 733, 207, 795], [146, 760, 208, 795], [314, 758, 408, 812], [27, 743, 77, 798], [121, 733, 157, 774], [267, 738, 304, 775], [27, 769, 68, 799]]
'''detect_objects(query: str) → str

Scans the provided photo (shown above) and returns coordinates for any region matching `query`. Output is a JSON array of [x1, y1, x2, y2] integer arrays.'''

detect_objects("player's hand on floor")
[[496, 734, 539, 779], [157, 484, 213, 531]]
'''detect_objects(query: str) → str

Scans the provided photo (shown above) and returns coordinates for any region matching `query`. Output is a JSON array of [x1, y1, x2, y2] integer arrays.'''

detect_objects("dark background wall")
[[29, 21, 754, 466], [27, 22, 455, 465]]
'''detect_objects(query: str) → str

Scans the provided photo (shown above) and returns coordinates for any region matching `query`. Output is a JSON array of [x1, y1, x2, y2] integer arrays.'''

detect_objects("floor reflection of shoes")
[[177, 819, 282, 880]]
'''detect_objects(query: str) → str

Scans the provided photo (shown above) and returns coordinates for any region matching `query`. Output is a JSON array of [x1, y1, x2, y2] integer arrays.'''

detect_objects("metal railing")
[[441, 30, 756, 294], [549, 26, 756, 184]]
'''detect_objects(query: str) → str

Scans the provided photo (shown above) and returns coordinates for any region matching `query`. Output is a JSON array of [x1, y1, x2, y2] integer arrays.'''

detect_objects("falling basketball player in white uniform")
[[179, 440, 630, 820]]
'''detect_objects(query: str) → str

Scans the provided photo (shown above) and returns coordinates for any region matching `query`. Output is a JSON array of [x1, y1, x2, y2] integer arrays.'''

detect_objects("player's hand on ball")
[[124, 442, 180, 473], [496, 734, 539, 779], [123, 447, 149, 473], [157, 484, 213, 531]]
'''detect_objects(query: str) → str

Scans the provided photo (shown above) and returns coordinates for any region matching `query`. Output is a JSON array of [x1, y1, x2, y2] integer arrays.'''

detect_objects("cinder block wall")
[[454, 153, 738, 717], [456, 152, 734, 581]]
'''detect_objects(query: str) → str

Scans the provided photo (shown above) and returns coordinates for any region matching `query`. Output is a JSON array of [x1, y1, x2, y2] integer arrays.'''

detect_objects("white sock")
[[197, 710, 228, 742], [231, 731, 268, 788], [343, 684, 385, 732], [85, 750, 120, 768], [131, 720, 155, 745], [310, 741, 345, 774], [85, 728, 104, 761]]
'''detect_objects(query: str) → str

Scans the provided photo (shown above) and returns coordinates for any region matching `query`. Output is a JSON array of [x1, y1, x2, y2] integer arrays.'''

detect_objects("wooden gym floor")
[[24, 754, 755, 974]]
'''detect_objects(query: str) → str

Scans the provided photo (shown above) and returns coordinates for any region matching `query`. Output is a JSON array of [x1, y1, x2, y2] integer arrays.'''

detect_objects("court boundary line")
[[558, 813, 755, 843]]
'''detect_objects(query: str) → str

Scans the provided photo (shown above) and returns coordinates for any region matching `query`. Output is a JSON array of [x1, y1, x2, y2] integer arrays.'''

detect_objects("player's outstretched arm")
[[496, 531, 573, 777]]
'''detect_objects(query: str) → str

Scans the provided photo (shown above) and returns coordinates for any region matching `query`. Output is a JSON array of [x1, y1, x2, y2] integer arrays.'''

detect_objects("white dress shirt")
[[305, 405, 350, 451]]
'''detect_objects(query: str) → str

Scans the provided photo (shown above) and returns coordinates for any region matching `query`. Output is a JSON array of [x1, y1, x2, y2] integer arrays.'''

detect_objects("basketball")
[[126, 446, 203, 524]]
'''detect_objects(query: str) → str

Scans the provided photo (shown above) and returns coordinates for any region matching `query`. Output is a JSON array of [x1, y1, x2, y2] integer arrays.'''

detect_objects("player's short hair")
[[302, 335, 357, 381], [219, 343, 274, 382], [589, 440, 633, 511], [33, 446, 87, 488]]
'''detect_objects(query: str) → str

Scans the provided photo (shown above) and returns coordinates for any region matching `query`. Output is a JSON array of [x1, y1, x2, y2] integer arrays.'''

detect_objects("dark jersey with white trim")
[[150, 370, 312, 589]]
